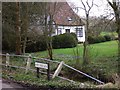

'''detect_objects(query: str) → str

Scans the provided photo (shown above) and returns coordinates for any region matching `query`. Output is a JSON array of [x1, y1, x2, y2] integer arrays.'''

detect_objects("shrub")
[[52, 33, 77, 49], [88, 36, 106, 44], [26, 35, 47, 52], [70, 33, 78, 42], [88, 36, 96, 44], [104, 35, 112, 41], [96, 36, 106, 43]]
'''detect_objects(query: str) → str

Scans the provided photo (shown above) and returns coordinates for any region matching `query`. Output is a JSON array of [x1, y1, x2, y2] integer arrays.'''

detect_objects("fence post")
[[25, 54, 32, 74], [6, 53, 10, 67], [52, 61, 64, 79]]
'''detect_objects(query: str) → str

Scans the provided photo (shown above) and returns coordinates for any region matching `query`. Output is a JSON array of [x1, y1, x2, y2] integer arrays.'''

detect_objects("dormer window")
[[67, 17, 72, 21]]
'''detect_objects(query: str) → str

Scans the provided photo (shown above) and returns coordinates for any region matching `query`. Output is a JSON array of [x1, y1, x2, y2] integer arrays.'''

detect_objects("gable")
[[53, 2, 85, 26]]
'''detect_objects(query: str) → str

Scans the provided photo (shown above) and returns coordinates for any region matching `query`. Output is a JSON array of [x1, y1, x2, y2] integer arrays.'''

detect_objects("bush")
[[96, 36, 106, 43], [70, 33, 78, 42], [88, 36, 96, 44], [88, 36, 106, 44], [52, 33, 77, 49], [26, 35, 47, 52], [104, 35, 112, 41]]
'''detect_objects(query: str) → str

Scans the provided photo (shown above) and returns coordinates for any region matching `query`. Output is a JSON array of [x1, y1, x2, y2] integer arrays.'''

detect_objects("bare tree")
[[79, 0, 94, 65], [43, 2, 62, 60], [15, 2, 21, 55], [107, 0, 120, 86], [107, 0, 120, 58], [22, 2, 28, 55]]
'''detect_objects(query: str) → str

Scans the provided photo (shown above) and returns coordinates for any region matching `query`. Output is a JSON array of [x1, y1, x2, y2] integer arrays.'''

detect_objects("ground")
[[2, 79, 24, 90]]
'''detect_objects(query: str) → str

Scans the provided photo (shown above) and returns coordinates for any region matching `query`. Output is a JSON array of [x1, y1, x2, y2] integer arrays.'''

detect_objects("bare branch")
[[107, 0, 117, 10], [81, 0, 87, 12], [88, 0, 94, 13]]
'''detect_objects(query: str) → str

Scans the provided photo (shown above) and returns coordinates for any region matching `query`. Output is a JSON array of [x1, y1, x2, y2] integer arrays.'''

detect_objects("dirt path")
[[1, 79, 25, 90]]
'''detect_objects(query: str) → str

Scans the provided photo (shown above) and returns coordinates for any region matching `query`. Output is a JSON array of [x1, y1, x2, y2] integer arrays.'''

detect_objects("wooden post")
[[6, 53, 10, 67], [47, 63, 50, 81], [25, 54, 32, 74], [37, 68, 39, 78], [52, 61, 64, 79]]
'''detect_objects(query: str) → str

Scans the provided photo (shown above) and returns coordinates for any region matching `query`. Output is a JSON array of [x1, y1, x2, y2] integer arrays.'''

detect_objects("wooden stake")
[[52, 61, 64, 79], [47, 63, 50, 81], [6, 53, 10, 67], [25, 54, 32, 74]]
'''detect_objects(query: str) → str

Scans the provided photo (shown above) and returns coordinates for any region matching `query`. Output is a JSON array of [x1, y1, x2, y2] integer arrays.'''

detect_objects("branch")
[[107, 0, 117, 10], [81, 0, 87, 12], [87, 0, 94, 13]]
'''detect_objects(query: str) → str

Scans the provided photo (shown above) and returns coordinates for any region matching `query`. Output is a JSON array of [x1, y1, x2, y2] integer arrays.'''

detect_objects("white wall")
[[53, 25, 85, 42]]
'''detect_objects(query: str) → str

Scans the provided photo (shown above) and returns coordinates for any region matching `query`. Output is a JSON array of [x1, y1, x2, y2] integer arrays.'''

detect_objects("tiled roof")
[[53, 2, 85, 26]]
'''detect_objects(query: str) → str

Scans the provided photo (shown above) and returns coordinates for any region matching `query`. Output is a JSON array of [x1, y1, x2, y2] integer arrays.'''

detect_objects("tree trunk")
[[15, 2, 21, 55], [83, 14, 89, 65], [23, 2, 28, 55], [114, 7, 120, 75]]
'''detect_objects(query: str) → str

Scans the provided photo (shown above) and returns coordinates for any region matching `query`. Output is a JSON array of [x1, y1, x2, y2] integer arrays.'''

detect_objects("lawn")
[[31, 40, 118, 78], [2, 40, 119, 89], [100, 32, 118, 37], [32, 40, 118, 60]]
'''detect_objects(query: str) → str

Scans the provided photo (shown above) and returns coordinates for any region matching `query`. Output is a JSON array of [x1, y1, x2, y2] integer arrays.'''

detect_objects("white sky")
[[67, 0, 113, 18]]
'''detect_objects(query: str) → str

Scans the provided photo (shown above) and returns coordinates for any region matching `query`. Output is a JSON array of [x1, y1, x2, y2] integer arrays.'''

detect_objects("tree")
[[43, 2, 62, 60], [2, 2, 46, 54], [107, 0, 120, 57], [79, 0, 94, 65], [15, 2, 21, 55], [107, 0, 120, 86], [21, 2, 28, 55]]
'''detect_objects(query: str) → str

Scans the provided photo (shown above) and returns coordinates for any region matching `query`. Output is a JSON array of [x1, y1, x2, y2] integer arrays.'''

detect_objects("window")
[[57, 28, 62, 35], [76, 28, 83, 37], [65, 29, 70, 33]]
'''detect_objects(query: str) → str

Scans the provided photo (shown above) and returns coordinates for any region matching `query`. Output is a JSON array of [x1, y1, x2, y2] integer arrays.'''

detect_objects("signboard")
[[35, 62, 48, 69], [35, 61, 50, 80]]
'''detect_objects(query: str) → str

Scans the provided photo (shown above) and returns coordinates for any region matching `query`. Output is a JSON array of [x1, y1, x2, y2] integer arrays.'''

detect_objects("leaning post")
[[25, 54, 32, 74], [6, 53, 10, 67]]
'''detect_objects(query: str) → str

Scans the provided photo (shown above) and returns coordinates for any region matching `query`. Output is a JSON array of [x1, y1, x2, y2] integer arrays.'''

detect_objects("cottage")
[[53, 2, 85, 42]]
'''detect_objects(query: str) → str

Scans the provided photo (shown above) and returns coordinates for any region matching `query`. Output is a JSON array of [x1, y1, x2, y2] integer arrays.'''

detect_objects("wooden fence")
[[0, 53, 104, 84]]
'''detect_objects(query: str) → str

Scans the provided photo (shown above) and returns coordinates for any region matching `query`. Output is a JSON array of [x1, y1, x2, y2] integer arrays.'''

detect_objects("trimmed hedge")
[[26, 33, 78, 52], [88, 35, 113, 44], [52, 33, 77, 49]]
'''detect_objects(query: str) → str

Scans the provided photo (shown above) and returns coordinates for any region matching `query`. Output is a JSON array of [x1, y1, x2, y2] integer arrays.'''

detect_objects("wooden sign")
[[35, 62, 50, 81], [35, 62, 48, 69]]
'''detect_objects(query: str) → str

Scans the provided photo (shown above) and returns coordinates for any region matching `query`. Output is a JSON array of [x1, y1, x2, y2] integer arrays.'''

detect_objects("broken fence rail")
[[0, 63, 76, 84], [33, 57, 105, 84], [0, 54, 104, 84]]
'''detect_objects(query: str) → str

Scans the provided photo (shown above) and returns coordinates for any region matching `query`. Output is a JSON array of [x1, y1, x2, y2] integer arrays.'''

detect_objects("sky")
[[67, 0, 113, 18]]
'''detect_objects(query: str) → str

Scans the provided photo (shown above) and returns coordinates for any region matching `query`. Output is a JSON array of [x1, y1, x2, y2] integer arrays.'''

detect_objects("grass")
[[2, 40, 119, 89], [2, 66, 93, 89], [31, 40, 118, 79], [32, 40, 118, 60], [100, 32, 118, 37]]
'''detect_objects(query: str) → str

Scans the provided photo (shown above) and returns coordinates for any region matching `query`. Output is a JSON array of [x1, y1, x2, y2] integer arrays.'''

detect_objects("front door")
[[65, 29, 70, 33]]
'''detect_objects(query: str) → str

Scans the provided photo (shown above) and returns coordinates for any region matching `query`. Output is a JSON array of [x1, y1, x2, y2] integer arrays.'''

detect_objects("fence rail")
[[0, 53, 104, 84]]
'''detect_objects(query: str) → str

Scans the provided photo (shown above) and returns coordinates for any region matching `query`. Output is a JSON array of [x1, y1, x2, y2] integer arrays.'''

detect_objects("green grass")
[[100, 32, 118, 37], [2, 40, 119, 88], [2, 66, 93, 89], [32, 40, 118, 60]]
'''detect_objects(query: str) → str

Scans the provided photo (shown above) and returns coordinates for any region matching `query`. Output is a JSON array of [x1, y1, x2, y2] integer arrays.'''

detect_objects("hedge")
[[88, 35, 113, 44], [52, 33, 77, 49], [26, 33, 78, 52]]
